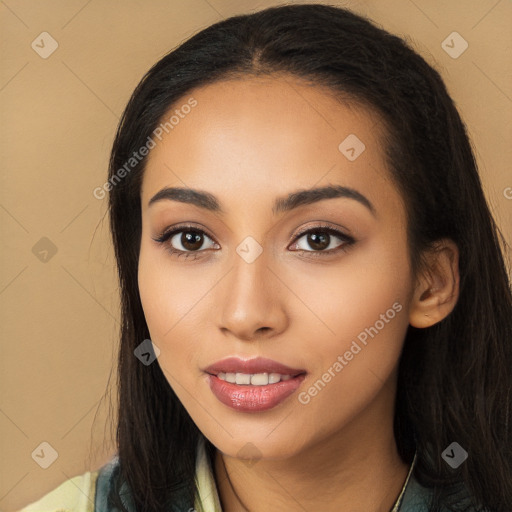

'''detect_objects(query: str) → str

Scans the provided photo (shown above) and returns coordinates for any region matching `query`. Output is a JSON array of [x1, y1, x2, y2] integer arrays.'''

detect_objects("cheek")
[[285, 234, 411, 342], [139, 239, 190, 331], [294, 296, 409, 434], [137, 246, 216, 375], [288, 238, 411, 403]]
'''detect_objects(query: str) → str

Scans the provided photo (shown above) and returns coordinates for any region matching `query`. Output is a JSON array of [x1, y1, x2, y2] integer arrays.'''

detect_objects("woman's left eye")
[[153, 224, 355, 259], [289, 226, 355, 256]]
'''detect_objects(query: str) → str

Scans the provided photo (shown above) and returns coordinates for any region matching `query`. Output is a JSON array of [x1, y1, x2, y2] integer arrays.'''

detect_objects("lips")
[[204, 356, 305, 376], [203, 357, 307, 412]]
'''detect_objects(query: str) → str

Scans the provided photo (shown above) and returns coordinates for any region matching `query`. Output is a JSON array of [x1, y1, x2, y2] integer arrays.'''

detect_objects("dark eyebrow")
[[273, 185, 375, 216], [148, 187, 221, 212], [148, 185, 375, 216]]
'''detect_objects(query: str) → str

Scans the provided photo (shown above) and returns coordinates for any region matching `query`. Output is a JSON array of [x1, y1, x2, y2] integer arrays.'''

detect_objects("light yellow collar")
[[194, 437, 223, 512]]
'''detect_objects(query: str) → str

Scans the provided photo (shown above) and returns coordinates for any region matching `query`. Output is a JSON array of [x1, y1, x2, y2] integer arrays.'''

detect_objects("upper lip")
[[204, 357, 306, 376]]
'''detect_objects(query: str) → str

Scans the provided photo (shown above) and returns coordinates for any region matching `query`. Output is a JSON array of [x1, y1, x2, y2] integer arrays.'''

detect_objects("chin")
[[201, 423, 312, 462]]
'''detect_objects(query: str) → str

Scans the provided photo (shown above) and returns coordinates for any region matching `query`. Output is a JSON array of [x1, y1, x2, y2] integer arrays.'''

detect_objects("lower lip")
[[207, 373, 306, 412]]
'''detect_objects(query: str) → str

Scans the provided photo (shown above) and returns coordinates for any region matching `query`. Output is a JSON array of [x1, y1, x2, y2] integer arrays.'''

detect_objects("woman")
[[20, 3, 512, 511]]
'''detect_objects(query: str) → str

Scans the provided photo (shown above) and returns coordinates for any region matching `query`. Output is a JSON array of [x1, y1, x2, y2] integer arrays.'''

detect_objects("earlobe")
[[409, 239, 460, 328]]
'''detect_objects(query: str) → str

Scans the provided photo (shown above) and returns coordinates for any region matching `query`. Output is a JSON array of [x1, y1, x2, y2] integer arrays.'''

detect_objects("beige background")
[[1, 0, 511, 509]]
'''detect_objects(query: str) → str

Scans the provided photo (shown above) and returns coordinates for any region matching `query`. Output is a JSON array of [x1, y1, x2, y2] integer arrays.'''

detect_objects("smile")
[[204, 357, 307, 412], [217, 372, 293, 385]]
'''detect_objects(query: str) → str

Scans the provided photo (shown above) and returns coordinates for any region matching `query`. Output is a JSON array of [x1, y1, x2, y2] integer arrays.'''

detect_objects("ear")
[[409, 239, 460, 328]]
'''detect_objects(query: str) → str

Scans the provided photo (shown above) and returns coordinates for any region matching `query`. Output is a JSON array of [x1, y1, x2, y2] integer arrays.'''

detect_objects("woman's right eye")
[[153, 225, 219, 259]]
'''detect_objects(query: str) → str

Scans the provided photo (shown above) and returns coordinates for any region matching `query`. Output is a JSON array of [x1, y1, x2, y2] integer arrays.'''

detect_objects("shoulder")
[[18, 457, 124, 512], [18, 470, 98, 512], [400, 473, 489, 512]]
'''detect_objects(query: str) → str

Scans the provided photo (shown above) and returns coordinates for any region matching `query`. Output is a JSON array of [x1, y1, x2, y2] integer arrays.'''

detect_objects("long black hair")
[[107, 4, 512, 511]]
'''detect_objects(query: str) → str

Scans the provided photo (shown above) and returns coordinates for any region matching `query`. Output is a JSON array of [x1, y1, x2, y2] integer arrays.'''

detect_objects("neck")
[[214, 377, 410, 512]]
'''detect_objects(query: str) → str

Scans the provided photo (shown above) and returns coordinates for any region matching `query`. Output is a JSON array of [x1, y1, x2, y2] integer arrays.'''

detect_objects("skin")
[[138, 74, 459, 511]]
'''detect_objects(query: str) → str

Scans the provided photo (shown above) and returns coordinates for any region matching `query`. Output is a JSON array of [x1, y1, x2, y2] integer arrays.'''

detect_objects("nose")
[[217, 246, 288, 342]]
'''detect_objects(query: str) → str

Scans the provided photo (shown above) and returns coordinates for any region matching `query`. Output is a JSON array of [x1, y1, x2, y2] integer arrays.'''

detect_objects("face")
[[138, 75, 415, 461]]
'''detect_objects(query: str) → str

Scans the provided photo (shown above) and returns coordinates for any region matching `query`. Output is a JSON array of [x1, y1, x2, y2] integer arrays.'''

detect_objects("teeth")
[[236, 373, 251, 385], [251, 373, 268, 385], [268, 373, 281, 383], [216, 372, 295, 385]]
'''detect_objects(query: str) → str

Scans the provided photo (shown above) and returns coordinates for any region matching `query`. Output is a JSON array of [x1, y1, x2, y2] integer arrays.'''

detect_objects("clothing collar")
[[194, 437, 223, 511], [96, 438, 473, 511], [194, 438, 422, 512]]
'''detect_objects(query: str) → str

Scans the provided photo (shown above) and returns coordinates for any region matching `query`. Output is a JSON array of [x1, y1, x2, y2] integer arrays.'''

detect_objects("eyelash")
[[152, 222, 356, 260]]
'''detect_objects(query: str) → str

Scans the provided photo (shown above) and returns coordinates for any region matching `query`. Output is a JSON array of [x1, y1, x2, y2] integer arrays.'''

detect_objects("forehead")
[[141, 75, 395, 213]]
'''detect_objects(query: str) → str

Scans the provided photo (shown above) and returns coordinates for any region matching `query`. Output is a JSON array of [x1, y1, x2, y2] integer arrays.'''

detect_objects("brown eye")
[[304, 232, 330, 251], [167, 229, 216, 253], [179, 231, 205, 251], [292, 227, 353, 253], [153, 224, 219, 258]]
